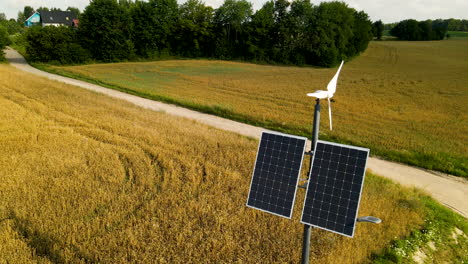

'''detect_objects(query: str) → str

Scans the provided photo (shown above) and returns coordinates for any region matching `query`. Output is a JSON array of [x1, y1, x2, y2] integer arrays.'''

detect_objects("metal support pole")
[[301, 99, 320, 264]]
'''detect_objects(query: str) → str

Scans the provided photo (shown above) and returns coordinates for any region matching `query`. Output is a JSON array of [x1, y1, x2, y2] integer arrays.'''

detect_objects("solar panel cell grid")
[[301, 140, 369, 237], [247, 131, 307, 219]]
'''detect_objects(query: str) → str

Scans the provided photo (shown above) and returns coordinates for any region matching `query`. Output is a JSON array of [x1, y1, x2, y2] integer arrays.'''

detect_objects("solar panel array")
[[246, 131, 307, 218], [301, 140, 369, 237]]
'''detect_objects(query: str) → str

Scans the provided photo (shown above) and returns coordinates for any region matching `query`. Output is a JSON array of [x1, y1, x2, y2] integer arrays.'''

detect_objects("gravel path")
[[5, 47, 467, 218]]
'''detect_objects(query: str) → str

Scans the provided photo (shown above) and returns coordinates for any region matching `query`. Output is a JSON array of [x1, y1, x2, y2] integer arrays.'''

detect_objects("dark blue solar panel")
[[301, 140, 369, 237], [247, 131, 307, 218]]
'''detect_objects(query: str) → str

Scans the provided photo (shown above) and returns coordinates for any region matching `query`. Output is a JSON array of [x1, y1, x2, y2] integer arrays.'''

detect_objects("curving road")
[[4, 47, 467, 218]]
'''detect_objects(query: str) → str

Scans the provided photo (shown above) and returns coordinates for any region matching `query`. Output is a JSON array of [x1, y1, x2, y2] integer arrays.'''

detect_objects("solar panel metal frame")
[[300, 140, 369, 237], [246, 131, 307, 219]]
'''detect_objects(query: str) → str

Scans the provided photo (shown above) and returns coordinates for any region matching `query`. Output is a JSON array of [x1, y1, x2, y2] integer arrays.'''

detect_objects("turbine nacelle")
[[307, 60, 344, 130]]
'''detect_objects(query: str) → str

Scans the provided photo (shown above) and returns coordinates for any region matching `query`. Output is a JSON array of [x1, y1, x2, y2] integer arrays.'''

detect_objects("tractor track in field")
[[4, 47, 467, 218]]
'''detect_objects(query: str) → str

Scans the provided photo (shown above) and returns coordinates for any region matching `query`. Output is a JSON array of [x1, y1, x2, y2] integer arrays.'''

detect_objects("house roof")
[[40, 11, 76, 26], [25, 11, 40, 23]]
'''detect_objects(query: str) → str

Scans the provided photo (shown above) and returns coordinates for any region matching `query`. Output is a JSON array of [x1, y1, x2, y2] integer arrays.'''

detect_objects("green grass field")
[[448, 31, 468, 38], [47, 40, 468, 177], [1, 64, 466, 263]]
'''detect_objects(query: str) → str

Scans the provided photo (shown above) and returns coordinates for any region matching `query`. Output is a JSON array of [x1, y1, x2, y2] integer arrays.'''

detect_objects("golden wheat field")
[[0, 64, 432, 263], [51, 39, 468, 176]]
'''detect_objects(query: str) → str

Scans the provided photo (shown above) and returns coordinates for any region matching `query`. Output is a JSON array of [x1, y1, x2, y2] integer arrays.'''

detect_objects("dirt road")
[[5, 47, 467, 217]]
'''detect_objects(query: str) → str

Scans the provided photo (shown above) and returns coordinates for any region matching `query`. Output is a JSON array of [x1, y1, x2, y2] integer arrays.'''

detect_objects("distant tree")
[[446, 18, 460, 31], [418, 20, 432, 40], [23, 6, 35, 19], [0, 13, 7, 22], [372, 20, 384, 40], [17, 11, 25, 24], [432, 20, 448, 40], [79, 0, 134, 61], [390, 19, 420, 40], [36, 7, 50, 13], [66, 7, 81, 18], [390, 19, 447, 40], [461, 20, 468, 31]]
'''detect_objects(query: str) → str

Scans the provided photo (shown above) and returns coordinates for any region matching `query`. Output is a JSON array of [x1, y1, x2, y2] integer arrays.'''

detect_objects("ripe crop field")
[[2, 64, 461, 263], [49, 40, 468, 177]]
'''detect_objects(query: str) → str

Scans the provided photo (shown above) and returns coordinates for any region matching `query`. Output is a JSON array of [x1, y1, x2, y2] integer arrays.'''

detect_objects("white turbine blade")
[[328, 97, 333, 130], [326, 60, 344, 98], [307, 90, 328, 99]]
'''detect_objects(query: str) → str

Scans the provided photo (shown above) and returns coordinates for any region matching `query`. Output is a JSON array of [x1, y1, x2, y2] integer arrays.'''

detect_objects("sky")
[[1, 0, 467, 24]]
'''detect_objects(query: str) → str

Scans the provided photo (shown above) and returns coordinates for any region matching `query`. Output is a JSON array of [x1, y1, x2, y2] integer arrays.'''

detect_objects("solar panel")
[[301, 140, 369, 237], [247, 131, 307, 218]]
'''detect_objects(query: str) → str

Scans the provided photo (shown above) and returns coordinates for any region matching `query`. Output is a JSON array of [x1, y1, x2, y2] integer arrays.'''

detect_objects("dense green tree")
[[149, 0, 179, 54], [440, 18, 466, 31], [130, 0, 179, 57], [174, 0, 214, 57], [285, 0, 314, 64], [0, 19, 23, 35], [390, 19, 447, 40], [308, 1, 354, 66], [17, 0, 374, 67], [269, 0, 290, 62], [214, 0, 252, 58], [0, 25, 10, 47], [246, 1, 275, 62], [418, 20, 433, 40], [372, 20, 384, 40], [432, 19, 448, 40], [25, 26, 90, 63], [0, 25, 9, 61], [36, 7, 50, 13], [119, 0, 134, 9], [349, 10, 373, 56], [0, 13, 6, 22], [23, 6, 35, 19], [79, 0, 134, 61], [130, 0, 158, 57], [17, 12, 25, 24], [390, 19, 420, 40]]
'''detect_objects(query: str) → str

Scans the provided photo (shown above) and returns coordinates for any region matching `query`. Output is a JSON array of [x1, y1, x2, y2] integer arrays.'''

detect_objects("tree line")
[[23, 0, 375, 67], [389, 19, 448, 41]]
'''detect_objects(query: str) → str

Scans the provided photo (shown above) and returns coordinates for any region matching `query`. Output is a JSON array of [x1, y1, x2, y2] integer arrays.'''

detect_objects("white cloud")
[[1, 0, 467, 23]]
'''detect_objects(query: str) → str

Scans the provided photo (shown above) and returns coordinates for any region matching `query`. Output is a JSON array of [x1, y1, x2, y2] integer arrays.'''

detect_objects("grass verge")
[[371, 194, 467, 263]]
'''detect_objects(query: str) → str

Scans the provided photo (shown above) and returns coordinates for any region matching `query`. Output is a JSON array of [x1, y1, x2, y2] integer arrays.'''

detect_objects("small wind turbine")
[[307, 60, 344, 130]]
